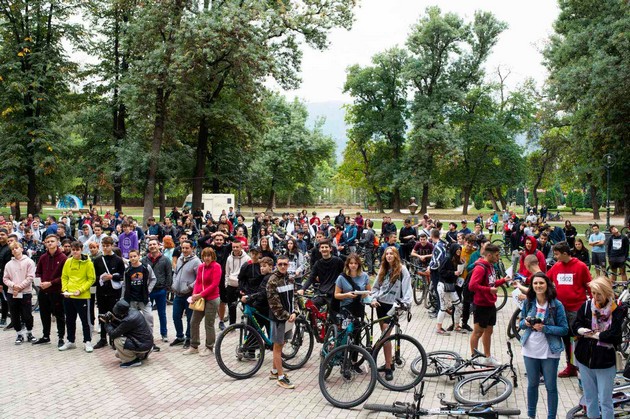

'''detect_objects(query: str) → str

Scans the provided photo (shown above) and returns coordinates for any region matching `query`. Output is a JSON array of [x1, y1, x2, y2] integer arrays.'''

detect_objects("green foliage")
[[473, 193, 484, 211], [566, 190, 584, 209]]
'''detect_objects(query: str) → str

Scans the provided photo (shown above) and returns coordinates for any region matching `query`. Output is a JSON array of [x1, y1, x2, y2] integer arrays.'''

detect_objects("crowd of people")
[[0, 206, 629, 414]]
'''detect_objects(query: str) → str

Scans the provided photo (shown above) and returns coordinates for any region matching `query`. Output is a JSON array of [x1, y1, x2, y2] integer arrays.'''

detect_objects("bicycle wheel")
[[566, 405, 587, 418], [321, 323, 338, 361], [495, 284, 508, 311], [363, 404, 408, 415], [319, 344, 377, 409], [215, 323, 265, 379], [281, 318, 314, 370], [413, 274, 428, 306], [508, 308, 523, 340], [453, 374, 513, 405], [424, 286, 436, 310], [372, 334, 427, 391], [421, 350, 463, 377]]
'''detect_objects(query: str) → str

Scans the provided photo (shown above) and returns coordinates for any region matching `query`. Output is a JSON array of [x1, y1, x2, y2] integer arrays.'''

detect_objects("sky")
[[282, 0, 560, 104]]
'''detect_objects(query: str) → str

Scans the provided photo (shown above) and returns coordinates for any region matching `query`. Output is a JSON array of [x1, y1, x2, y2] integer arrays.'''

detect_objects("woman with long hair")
[[258, 236, 276, 263], [571, 238, 591, 267], [286, 238, 305, 283], [370, 247, 412, 381], [563, 220, 578, 250], [162, 235, 175, 264], [334, 253, 370, 317], [436, 244, 464, 335], [519, 272, 568, 419], [573, 278, 623, 419], [184, 247, 221, 356]]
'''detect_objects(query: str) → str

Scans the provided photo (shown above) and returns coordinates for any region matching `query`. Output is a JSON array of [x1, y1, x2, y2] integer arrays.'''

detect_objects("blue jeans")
[[172, 295, 192, 340], [577, 360, 616, 419], [150, 288, 168, 338], [523, 356, 560, 419]]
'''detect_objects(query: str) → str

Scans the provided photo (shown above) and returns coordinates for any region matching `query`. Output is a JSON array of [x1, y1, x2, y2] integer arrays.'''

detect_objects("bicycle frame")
[[240, 304, 273, 347], [299, 295, 328, 343]]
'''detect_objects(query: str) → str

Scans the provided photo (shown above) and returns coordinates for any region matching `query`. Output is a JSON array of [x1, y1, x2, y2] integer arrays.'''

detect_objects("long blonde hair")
[[377, 247, 402, 285]]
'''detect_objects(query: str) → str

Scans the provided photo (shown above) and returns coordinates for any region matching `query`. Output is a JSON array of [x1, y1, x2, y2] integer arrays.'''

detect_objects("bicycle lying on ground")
[[413, 342, 518, 405], [215, 302, 313, 379], [319, 300, 428, 408], [363, 381, 521, 418]]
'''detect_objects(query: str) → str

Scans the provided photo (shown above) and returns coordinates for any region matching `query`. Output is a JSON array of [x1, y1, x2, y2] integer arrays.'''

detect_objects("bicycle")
[[214, 302, 314, 379], [566, 382, 630, 418], [319, 300, 428, 408], [357, 244, 381, 274], [412, 342, 518, 406], [363, 381, 521, 418], [406, 261, 429, 306], [297, 291, 329, 344], [491, 238, 511, 260], [547, 211, 563, 221]]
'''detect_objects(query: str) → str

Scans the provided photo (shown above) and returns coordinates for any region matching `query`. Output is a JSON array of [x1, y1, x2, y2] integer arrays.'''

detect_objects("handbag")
[[190, 266, 206, 312], [616, 350, 625, 371]]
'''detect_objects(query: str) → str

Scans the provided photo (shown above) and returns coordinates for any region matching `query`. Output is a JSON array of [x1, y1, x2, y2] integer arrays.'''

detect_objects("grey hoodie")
[[171, 254, 200, 296]]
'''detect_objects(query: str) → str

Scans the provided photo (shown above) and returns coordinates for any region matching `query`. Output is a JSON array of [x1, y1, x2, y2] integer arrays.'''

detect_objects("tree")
[[405, 7, 507, 214], [343, 48, 409, 212], [544, 0, 630, 224]]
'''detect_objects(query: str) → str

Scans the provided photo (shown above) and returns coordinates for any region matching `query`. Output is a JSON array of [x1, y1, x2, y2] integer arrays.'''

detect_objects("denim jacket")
[[519, 298, 568, 354]]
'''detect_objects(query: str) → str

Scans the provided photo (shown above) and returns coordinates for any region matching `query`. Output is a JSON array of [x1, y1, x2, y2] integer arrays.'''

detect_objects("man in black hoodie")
[[102, 300, 153, 368], [299, 239, 344, 311], [92, 236, 125, 349]]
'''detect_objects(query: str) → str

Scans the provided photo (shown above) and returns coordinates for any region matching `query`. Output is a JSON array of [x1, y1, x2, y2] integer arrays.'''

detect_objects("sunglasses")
[[277, 263, 289, 267]]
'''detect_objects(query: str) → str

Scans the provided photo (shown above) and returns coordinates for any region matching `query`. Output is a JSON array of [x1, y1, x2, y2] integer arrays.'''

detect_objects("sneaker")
[[377, 364, 395, 372], [353, 364, 365, 374], [462, 324, 473, 332], [183, 339, 191, 349], [436, 328, 450, 336], [446, 325, 454, 332], [482, 356, 502, 367], [32, 337, 51, 345], [182, 347, 198, 355], [199, 347, 212, 357], [58, 341, 77, 351], [558, 364, 578, 378], [277, 376, 295, 389], [93, 339, 108, 350], [428, 312, 437, 319], [26, 333, 36, 343], [57, 339, 65, 348], [384, 369, 394, 381], [161, 336, 168, 343], [152, 344, 161, 352], [169, 337, 185, 347], [219, 321, 226, 331], [269, 370, 279, 380], [84, 341, 94, 353], [120, 358, 142, 368], [15, 335, 24, 345]]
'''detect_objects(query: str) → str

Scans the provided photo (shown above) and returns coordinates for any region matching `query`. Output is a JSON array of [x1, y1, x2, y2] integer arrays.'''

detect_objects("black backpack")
[[463, 263, 490, 301]]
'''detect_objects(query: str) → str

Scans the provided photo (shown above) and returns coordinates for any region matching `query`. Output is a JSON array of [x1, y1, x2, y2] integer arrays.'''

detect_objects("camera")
[[98, 312, 114, 323], [526, 316, 543, 326]]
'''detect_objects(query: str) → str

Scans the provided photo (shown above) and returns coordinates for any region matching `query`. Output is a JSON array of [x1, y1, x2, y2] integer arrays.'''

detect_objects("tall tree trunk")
[[286, 192, 292, 208], [370, 186, 384, 213], [26, 164, 40, 214], [487, 189, 500, 211], [82, 182, 89, 204], [192, 117, 208, 211], [112, 8, 127, 213], [420, 183, 429, 215], [159, 181, 166, 221], [211, 145, 220, 193], [391, 188, 401, 212], [266, 178, 276, 212], [11, 201, 21, 220], [614, 199, 623, 216], [462, 186, 472, 215], [246, 190, 253, 206], [93, 189, 99, 206], [624, 183, 630, 227], [588, 177, 601, 220], [495, 187, 507, 210], [142, 89, 166, 227]]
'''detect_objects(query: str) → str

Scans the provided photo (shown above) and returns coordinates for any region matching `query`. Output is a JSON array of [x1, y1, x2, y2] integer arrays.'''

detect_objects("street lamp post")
[[238, 162, 243, 214], [603, 153, 616, 230]]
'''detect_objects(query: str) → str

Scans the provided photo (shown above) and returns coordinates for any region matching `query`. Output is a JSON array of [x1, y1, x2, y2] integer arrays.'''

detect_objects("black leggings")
[[8, 294, 33, 332], [226, 285, 240, 325], [38, 291, 65, 339]]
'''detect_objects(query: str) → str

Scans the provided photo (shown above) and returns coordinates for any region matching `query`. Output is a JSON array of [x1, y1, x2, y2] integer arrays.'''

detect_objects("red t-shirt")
[[548, 257, 591, 312]]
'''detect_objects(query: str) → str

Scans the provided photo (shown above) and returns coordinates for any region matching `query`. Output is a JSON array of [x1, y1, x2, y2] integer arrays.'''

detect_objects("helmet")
[[112, 300, 130, 318]]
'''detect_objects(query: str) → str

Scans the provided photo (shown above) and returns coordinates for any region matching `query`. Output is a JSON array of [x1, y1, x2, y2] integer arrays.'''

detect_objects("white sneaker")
[[58, 341, 77, 351], [84, 341, 94, 353], [199, 347, 212, 357], [161, 336, 168, 343], [182, 347, 199, 355], [483, 356, 502, 367]]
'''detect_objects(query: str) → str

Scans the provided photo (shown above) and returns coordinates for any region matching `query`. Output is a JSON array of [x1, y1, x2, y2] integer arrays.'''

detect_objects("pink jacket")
[[3, 256, 36, 294], [193, 261, 222, 301]]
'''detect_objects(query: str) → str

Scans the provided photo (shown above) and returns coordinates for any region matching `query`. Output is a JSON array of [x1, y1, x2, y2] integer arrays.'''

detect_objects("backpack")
[[463, 263, 490, 301]]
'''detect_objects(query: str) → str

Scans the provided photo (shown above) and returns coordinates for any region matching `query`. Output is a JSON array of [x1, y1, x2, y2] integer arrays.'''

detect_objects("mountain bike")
[[297, 291, 329, 343], [407, 261, 429, 306], [491, 239, 511, 260], [413, 342, 518, 406], [215, 302, 313, 379], [363, 381, 521, 418]]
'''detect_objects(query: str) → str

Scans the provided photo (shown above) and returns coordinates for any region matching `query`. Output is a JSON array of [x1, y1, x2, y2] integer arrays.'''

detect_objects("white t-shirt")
[[522, 301, 561, 359]]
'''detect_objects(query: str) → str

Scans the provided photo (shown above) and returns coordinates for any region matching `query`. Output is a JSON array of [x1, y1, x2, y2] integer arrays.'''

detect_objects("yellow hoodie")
[[61, 255, 96, 299]]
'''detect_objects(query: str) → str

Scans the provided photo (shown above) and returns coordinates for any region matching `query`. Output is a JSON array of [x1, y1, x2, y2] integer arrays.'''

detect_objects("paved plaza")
[[1, 298, 585, 418]]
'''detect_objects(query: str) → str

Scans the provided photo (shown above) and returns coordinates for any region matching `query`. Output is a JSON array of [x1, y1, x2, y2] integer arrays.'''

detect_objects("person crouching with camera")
[[100, 300, 154, 368], [519, 272, 568, 419]]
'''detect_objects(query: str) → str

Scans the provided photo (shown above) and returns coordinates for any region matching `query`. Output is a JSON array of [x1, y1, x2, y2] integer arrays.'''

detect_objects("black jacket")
[[303, 256, 344, 296], [573, 301, 624, 369], [105, 309, 154, 352], [93, 254, 125, 298]]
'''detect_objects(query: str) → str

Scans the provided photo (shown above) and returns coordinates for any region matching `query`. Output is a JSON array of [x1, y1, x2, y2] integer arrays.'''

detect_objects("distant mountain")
[[305, 101, 349, 162]]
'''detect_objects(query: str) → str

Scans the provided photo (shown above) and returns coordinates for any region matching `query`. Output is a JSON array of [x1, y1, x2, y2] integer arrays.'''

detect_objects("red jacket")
[[548, 257, 591, 311], [193, 261, 222, 301], [469, 259, 507, 307], [35, 248, 68, 294], [518, 236, 547, 277]]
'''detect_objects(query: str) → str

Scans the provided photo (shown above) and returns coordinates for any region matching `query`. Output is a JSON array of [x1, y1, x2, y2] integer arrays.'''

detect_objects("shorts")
[[473, 305, 497, 328], [592, 252, 606, 267], [219, 277, 227, 303], [270, 320, 293, 345], [375, 302, 394, 324], [609, 257, 627, 269]]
